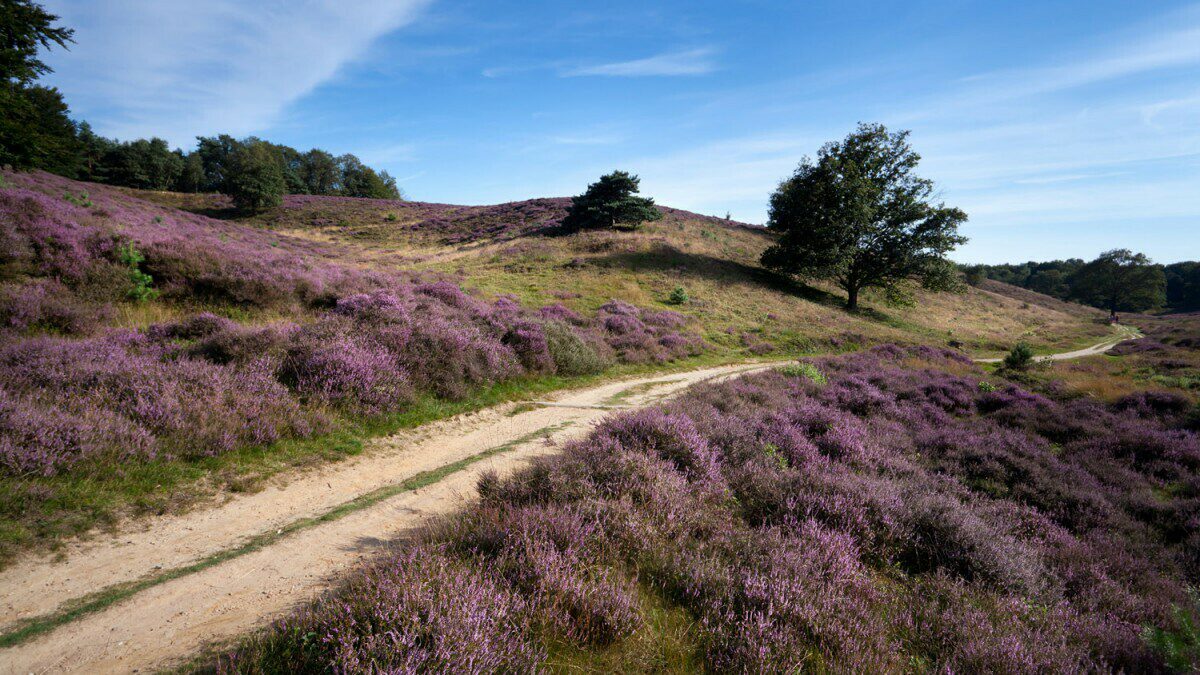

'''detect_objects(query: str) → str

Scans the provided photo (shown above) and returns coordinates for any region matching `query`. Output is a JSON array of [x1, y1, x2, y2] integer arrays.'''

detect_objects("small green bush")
[[116, 241, 158, 302], [978, 380, 997, 393], [544, 321, 610, 376], [777, 361, 826, 385], [1002, 342, 1035, 371], [667, 286, 689, 305], [1143, 588, 1199, 672]]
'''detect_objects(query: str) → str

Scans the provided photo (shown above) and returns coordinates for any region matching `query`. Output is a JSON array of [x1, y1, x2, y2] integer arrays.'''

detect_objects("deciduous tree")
[[761, 123, 967, 309]]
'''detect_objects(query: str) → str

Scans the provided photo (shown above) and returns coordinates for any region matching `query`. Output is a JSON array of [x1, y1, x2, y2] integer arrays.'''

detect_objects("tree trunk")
[[846, 284, 859, 310]]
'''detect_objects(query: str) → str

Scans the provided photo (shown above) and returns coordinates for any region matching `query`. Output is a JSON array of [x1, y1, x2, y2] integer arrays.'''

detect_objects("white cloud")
[[42, 0, 430, 147], [564, 48, 716, 77]]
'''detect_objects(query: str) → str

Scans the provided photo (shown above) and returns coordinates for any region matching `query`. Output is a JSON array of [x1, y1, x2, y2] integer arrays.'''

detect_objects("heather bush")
[[224, 345, 1199, 671], [0, 334, 313, 474], [0, 279, 106, 335]]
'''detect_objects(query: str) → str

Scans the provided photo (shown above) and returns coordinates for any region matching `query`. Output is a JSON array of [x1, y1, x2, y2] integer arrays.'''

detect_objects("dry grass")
[[127, 188, 1111, 357]]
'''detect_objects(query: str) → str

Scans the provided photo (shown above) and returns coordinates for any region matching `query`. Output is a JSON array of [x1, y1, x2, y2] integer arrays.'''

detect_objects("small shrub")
[[777, 361, 827, 385], [1002, 342, 1035, 371], [978, 380, 998, 393], [667, 286, 689, 305], [116, 241, 158, 302], [544, 321, 610, 376]]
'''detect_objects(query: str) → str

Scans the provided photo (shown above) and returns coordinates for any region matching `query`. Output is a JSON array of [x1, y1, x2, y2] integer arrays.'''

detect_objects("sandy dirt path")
[[974, 324, 1141, 363], [0, 361, 778, 674]]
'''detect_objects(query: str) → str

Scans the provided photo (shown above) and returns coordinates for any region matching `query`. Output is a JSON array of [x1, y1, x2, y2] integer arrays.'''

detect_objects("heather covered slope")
[[0, 170, 1108, 560], [217, 347, 1200, 672], [0, 171, 707, 558], [143, 185, 1111, 356]]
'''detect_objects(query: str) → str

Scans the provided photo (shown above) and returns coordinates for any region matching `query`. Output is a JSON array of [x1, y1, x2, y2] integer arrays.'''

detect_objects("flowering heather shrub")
[[224, 345, 1200, 672], [0, 173, 710, 477], [0, 334, 313, 475], [0, 279, 108, 335], [219, 545, 544, 674]]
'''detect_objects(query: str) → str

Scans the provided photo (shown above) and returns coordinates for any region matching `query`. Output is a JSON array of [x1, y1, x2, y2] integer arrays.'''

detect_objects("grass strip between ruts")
[[0, 422, 570, 650]]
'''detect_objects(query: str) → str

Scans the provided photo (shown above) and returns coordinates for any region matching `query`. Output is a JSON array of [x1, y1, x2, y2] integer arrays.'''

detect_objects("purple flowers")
[[223, 346, 1200, 672], [0, 171, 710, 477]]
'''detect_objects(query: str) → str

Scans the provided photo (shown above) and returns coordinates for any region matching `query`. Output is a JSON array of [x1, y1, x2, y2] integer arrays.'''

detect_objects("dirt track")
[[974, 324, 1141, 363], [0, 361, 777, 674]]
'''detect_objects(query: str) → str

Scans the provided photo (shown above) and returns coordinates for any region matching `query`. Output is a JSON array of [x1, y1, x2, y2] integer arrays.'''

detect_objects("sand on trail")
[[973, 324, 1141, 363], [0, 360, 778, 674]]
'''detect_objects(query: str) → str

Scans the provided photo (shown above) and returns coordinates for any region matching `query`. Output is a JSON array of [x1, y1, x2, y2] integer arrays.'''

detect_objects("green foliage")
[[1143, 588, 1200, 672], [777, 361, 827, 385], [561, 170, 663, 232], [0, 1, 79, 172], [0, 83, 81, 173], [762, 443, 789, 470], [543, 321, 611, 375], [667, 286, 689, 305], [116, 241, 157, 302], [62, 190, 91, 207], [227, 141, 286, 213], [300, 148, 340, 195], [1165, 261, 1200, 311], [0, 0, 74, 85], [98, 137, 182, 190], [339, 154, 402, 199], [1002, 342, 1035, 371], [977, 380, 998, 393], [174, 151, 205, 192], [760, 123, 968, 310], [1071, 249, 1167, 313]]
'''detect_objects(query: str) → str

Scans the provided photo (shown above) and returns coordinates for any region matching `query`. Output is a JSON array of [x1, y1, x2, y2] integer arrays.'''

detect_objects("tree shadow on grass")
[[586, 244, 903, 326]]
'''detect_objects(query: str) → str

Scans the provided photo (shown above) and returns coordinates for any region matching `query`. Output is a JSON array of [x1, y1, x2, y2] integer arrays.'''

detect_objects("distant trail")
[[0, 360, 781, 674], [974, 324, 1141, 364]]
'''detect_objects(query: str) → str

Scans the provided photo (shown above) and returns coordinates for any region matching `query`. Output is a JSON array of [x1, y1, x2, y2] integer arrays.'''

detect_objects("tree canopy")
[[227, 141, 286, 213], [561, 171, 663, 232], [761, 123, 967, 309], [1070, 249, 1166, 313], [0, 0, 79, 172]]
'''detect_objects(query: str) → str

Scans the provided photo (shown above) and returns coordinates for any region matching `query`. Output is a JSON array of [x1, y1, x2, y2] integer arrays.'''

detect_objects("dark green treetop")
[[561, 171, 663, 232]]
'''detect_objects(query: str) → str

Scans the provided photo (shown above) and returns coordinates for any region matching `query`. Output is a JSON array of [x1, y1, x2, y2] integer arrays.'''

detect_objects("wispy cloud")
[[564, 47, 716, 77], [42, 0, 430, 147]]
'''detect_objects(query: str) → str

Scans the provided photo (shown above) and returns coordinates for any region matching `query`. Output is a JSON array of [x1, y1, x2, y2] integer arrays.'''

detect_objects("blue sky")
[[40, 0, 1200, 264]]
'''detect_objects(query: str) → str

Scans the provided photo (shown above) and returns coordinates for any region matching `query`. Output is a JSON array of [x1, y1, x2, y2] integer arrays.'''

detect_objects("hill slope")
[[139, 185, 1110, 357], [0, 171, 1109, 562]]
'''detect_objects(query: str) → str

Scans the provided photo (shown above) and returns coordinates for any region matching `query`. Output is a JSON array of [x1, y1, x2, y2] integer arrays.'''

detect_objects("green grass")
[[545, 584, 706, 673], [0, 422, 571, 649]]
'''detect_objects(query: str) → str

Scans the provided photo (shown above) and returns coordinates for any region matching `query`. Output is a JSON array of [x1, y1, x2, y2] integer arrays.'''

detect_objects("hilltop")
[[135, 184, 1110, 357]]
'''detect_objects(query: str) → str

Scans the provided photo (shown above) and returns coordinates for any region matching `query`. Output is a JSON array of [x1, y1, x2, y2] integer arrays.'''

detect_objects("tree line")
[[962, 254, 1199, 312], [1, 1, 400, 212]]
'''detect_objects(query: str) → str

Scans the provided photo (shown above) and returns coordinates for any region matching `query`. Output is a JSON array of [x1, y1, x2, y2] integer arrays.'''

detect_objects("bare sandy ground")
[[0, 361, 776, 674], [974, 324, 1141, 363]]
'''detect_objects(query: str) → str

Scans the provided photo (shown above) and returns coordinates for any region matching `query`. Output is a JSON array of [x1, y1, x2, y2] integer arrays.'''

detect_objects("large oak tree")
[[761, 123, 967, 309]]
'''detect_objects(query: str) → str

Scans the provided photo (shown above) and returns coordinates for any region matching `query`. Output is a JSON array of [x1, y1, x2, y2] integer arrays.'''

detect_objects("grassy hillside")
[[140, 187, 1111, 358], [0, 171, 1111, 562]]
